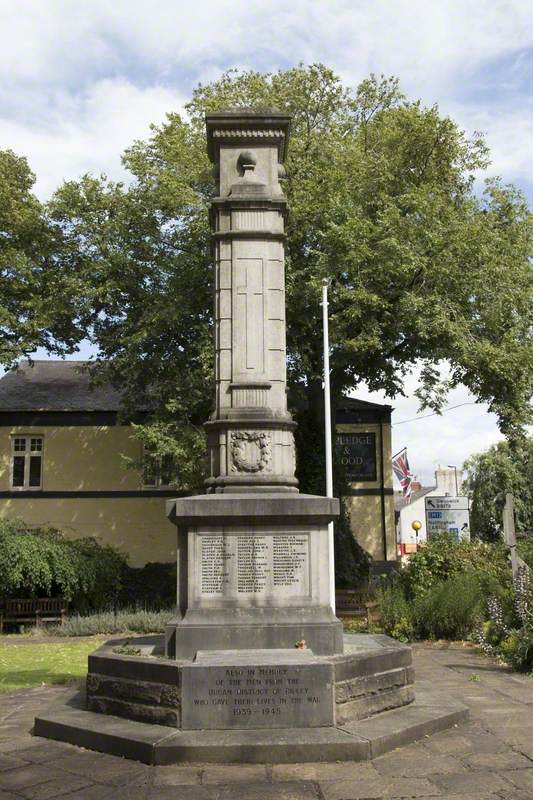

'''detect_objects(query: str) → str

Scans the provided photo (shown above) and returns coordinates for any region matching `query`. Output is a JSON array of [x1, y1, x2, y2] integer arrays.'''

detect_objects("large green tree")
[[464, 437, 533, 542], [0, 150, 83, 365], [45, 66, 532, 498]]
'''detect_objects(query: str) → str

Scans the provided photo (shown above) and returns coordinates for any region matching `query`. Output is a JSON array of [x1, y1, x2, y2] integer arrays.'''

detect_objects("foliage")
[[40, 65, 532, 587], [518, 538, 533, 569], [342, 617, 370, 634], [377, 583, 414, 642], [113, 645, 142, 656], [0, 519, 127, 613], [119, 562, 177, 611], [464, 437, 533, 541], [476, 566, 533, 672], [399, 533, 510, 599], [0, 640, 106, 693], [378, 537, 519, 645], [411, 574, 484, 640], [0, 150, 84, 366], [46, 609, 173, 637], [5, 65, 532, 586]]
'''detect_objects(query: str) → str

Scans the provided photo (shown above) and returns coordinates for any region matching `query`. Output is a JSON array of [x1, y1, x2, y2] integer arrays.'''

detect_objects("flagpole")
[[392, 446, 407, 460], [322, 279, 335, 614]]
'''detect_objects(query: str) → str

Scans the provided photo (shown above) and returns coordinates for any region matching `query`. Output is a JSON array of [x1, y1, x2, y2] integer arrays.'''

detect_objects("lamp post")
[[322, 279, 335, 614], [447, 464, 459, 497]]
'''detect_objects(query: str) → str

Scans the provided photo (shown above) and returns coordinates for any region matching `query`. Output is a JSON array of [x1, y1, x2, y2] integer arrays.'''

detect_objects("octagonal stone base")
[[33, 634, 468, 764]]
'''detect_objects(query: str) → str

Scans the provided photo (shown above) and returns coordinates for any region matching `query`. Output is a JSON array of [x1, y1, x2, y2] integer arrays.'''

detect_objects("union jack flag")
[[392, 448, 414, 502]]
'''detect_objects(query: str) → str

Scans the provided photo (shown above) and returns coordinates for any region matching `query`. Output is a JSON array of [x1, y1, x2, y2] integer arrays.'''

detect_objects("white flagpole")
[[322, 279, 336, 614]]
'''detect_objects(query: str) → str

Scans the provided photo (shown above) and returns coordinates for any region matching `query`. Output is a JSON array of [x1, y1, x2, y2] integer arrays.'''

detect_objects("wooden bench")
[[0, 598, 67, 633]]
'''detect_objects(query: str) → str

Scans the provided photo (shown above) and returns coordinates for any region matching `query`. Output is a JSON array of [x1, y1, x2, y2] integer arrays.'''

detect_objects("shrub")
[[119, 562, 177, 610], [400, 534, 510, 599], [517, 538, 533, 570], [499, 629, 533, 672], [477, 565, 533, 672], [0, 519, 127, 613], [47, 609, 174, 636], [412, 574, 484, 640], [377, 583, 414, 642]]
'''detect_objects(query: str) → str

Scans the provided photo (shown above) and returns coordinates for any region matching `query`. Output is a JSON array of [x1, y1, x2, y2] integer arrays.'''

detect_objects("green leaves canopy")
[[3, 66, 532, 489], [0, 151, 84, 364], [464, 437, 533, 541]]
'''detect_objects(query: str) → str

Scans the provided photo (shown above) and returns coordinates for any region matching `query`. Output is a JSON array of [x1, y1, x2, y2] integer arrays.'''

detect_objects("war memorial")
[[34, 110, 467, 763]]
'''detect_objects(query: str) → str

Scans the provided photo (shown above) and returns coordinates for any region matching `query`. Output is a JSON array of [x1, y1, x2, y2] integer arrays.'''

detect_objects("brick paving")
[[0, 644, 532, 799]]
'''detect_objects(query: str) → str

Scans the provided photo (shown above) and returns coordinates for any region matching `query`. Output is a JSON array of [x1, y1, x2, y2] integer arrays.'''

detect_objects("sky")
[[2, 0, 532, 485]]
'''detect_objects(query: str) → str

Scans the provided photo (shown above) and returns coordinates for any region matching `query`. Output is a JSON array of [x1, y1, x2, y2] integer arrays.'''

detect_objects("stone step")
[[34, 687, 468, 765]]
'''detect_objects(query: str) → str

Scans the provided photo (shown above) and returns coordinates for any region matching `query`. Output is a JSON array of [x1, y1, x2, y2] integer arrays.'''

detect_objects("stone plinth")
[[165, 493, 343, 658]]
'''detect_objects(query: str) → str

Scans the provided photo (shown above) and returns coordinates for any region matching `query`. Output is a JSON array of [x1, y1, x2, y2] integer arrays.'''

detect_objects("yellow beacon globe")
[[411, 520, 422, 532]]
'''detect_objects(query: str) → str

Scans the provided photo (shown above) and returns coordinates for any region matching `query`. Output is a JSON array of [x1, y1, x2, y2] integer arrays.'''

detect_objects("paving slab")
[[201, 764, 269, 783], [0, 754, 25, 772], [431, 770, 516, 794], [209, 784, 319, 800], [461, 750, 533, 770], [271, 761, 379, 782], [0, 764, 66, 792], [498, 768, 533, 792], [0, 642, 531, 797], [16, 774, 95, 799], [319, 776, 440, 798], [152, 764, 202, 785], [373, 747, 465, 776]]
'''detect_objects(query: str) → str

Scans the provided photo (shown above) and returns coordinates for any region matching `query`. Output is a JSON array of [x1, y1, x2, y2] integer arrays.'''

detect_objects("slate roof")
[[394, 487, 435, 513], [0, 361, 122, 412], [336, 397, 393, 412]]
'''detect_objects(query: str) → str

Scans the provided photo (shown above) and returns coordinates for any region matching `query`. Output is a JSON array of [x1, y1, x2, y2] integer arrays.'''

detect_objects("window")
[[11, 436, 43, 489], [142, 446, 177, 488]]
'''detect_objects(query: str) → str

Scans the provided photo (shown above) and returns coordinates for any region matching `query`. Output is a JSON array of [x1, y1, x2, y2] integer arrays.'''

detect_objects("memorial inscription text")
[[199, 532, 310, 599], [181, 662, 334, 729]]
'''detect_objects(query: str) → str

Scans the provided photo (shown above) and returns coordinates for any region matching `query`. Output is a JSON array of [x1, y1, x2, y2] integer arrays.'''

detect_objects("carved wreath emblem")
[[231, 431, 272, 473]]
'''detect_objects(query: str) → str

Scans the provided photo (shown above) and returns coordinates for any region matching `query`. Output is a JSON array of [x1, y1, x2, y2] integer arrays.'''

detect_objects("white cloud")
[[2, 1, 532, 197], [467, 106, 533, 186], [0, 80, 185, 198], [3, 1, 532, 89]]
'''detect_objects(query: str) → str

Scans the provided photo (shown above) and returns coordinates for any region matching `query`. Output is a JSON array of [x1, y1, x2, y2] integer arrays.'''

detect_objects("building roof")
[[394, 486, 434, 513], [0, 361, 122, 412], [335, 395, 393, 424], [0, 361, 394, 420], [336, 397, 393, 412]]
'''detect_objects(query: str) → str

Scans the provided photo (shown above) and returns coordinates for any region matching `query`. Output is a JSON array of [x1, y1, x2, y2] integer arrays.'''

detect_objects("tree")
[[0, 150, 84, 366], [464, 437, 533, 542], [44, 66, 532, 575]]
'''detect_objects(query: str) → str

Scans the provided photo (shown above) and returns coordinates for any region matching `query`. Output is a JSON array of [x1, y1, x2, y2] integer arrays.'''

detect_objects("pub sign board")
[[335, 432, 377, 482]]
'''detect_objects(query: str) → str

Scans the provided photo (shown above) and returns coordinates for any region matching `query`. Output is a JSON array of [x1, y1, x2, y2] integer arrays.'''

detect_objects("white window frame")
[[10, 435, 44, 490]]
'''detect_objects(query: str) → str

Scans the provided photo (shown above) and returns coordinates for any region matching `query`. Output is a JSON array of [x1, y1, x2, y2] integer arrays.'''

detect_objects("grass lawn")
[[0, 640, 105, 693]]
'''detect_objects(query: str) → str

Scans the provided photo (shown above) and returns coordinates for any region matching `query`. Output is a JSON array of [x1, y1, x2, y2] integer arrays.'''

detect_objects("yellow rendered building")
[[0, 362, 396, 570], [0, 361, 177, 567], [334, 397, 396, 566]]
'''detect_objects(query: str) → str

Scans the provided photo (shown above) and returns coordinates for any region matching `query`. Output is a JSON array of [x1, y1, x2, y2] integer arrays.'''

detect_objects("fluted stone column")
[[166, 111, 342, 658], [204, 111, 297, 493]]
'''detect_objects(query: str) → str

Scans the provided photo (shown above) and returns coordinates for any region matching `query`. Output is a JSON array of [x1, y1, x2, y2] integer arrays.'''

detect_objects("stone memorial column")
[[166, 110, 342, 658], [204, 111, 297, 493]]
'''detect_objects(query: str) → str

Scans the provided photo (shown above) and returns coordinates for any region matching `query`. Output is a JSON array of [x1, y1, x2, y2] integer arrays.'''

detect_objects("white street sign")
[[425, 496, 469, 511], [425, 496, 470, 541]]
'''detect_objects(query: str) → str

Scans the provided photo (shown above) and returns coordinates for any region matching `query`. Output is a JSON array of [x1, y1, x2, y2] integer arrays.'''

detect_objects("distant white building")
[[395, 465, 465, 556]]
